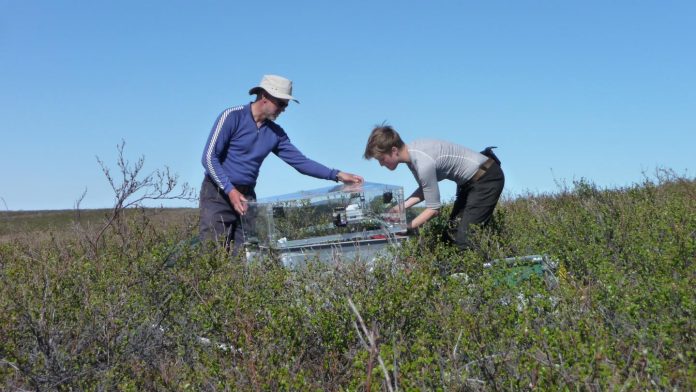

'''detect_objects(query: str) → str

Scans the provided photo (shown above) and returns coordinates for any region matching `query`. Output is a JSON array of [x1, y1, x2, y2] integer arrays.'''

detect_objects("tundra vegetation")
[[0, 148, 693, 390]]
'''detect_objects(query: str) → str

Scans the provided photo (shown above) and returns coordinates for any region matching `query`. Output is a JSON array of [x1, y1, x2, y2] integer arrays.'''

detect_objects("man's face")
[[377, 148, 400, 171], [265, 94, 289, 119]]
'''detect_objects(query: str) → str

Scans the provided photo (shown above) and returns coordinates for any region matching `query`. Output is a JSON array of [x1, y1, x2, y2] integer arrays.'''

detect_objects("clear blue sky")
[[1, 1, 694, 211]]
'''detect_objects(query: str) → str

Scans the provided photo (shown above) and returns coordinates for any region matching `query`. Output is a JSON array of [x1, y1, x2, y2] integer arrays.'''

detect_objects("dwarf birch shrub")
[[1, 169, 694, 390]]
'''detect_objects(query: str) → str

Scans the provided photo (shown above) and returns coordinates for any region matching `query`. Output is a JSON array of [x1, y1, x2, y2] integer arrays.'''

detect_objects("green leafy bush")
[[1, 169, 694, 390]]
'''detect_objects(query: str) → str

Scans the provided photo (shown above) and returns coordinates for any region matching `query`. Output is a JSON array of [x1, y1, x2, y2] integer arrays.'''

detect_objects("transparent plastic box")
[[241, 182, 408, 267]]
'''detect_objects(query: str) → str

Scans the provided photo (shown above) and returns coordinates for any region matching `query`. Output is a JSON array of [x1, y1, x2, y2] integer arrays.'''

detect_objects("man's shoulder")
[[408, 140, 439, 161], [410, 139, 449, 148], [213, 104, 250, 128], [219, 104, 247, 116]]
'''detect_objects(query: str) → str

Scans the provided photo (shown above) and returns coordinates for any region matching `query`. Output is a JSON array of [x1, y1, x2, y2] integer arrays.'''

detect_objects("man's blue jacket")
[[201, 103, 338, 194]]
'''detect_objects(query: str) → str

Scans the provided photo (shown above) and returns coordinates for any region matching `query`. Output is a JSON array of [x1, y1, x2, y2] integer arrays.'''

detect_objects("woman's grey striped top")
[[406, 139, 488, 209]]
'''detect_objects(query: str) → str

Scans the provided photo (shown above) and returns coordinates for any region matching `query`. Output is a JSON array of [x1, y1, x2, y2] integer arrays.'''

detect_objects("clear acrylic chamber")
[[241, 182, 408, 267]]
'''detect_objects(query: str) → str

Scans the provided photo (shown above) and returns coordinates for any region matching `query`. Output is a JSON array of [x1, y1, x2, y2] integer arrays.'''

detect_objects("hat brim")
[[249, 87, 299, 103]]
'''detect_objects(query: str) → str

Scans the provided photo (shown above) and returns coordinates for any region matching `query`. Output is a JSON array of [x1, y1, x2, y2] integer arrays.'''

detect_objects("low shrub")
[[1, 170, 694, 390]]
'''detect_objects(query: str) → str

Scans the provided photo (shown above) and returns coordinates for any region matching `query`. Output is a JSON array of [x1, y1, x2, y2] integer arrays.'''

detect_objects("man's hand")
[[388, 205, 404, 215], [337, 171, 364, 184], [381, 205, 404, 223], [228, 188, 248, 215]]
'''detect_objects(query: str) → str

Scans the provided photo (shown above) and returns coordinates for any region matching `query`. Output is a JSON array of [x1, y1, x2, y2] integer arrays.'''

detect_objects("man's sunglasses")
[[266, 94, 289, 108]]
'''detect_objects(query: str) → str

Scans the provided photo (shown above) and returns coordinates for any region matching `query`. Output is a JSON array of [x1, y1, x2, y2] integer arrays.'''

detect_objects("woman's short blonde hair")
[[363, 124, 404, 159]]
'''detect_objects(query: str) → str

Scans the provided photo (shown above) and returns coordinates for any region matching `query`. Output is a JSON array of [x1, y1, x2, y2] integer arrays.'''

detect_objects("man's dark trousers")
[[199, 175, 256, 256]]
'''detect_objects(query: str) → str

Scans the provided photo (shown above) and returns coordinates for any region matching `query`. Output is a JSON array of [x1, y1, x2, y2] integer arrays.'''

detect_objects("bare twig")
[[347, 297, 394, 392], [453, 329, 463, 358], [1, 358, 20, 372], [77, 140, 196, 254], [73, 188, 87, 221]]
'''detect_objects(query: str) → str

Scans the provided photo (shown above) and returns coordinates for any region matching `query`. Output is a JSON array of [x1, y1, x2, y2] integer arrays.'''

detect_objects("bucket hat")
[[248, 74, 299, 103]]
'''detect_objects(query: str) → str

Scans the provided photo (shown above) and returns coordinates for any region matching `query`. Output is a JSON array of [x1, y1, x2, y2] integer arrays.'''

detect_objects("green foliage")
[[1, 169, 694, 390]]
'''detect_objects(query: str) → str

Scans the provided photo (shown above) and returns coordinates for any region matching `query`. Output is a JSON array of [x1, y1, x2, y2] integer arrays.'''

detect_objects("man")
[[200, 74, 363, 254], [363, 124, 504, 251]]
